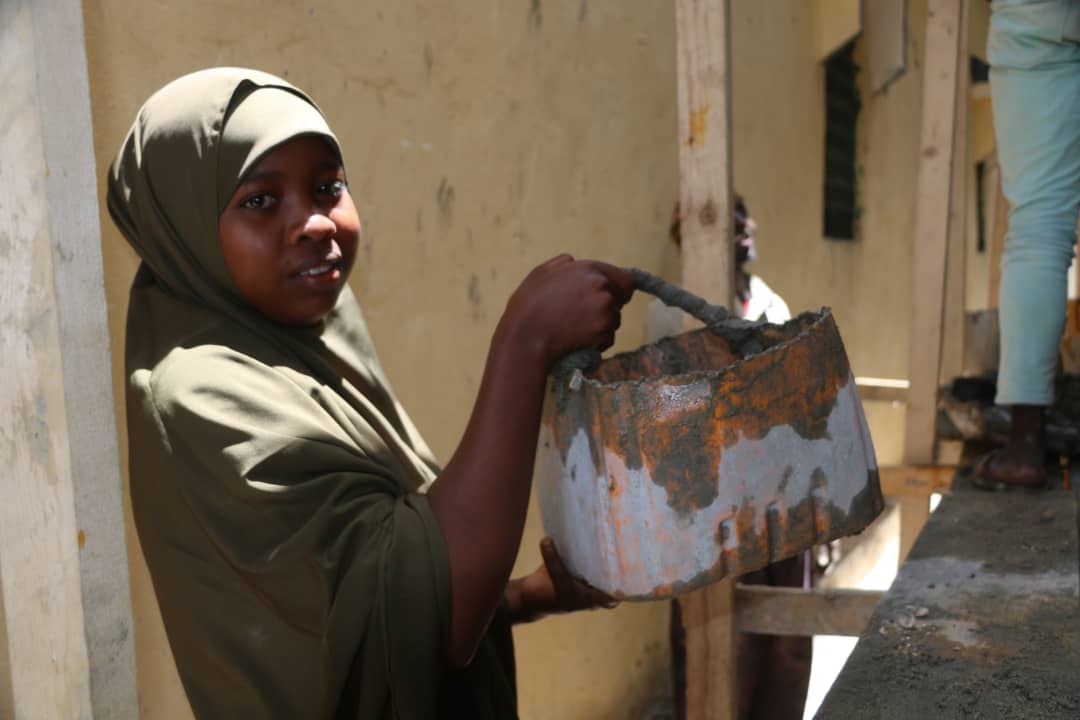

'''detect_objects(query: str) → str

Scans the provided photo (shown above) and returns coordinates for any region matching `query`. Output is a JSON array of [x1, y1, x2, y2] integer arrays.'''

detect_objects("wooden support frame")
[[878, 465, 955, 496], [940, 0, 972, 383], [902, 0, 970, 563], [735, 585, 884, 637], [855, 377, 910, 404], [904, 0, 968, 464], [674, 0, 735, 717]]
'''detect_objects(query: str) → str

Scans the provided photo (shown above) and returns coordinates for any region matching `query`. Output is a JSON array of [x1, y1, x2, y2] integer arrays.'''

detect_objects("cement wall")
[[82, 0, 964, 717]]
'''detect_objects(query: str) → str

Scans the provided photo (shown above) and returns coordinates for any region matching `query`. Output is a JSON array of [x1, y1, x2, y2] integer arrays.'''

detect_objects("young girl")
[[108, 67, 633, 718]]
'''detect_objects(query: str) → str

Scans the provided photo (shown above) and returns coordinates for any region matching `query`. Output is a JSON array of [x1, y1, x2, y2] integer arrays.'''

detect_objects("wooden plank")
[[682, 579, 736, 720], [940, 0, 971, 384], [970, 91, 995, 163], [812, 0, 863, 61], [969, 0, 990, 61], [903, 0, 966, 467], [676, 0, 734, 311], [987, 157, 1008, 308], [865, 0, 907, 93], [675, 0, 735, 717], [735, 585, 884, 637], [818, 487, 1080, 717], [855, 376, 909, 404], [879, 465, 955, 496]]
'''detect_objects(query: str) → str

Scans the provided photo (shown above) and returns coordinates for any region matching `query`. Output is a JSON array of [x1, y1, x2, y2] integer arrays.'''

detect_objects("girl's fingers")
[[542, 537, 619, 610], [541, 538, 583, 600], [540, 254, 575, 270], [588, 262, 635, 306], [540, 538, 568, 581]]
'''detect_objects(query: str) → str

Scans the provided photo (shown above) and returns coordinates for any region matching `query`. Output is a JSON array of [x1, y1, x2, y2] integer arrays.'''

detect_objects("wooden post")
[[677, 0, 735, 310], [901, 0, 969, 562], [987, 157, 1008, 308], [940, 0, 971, 383], [0, 0, 137, 716], [674, 0, 735, 718]]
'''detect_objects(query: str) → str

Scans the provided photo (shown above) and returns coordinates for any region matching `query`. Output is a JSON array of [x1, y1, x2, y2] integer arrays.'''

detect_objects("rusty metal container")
[[535, 271, 882, 600]]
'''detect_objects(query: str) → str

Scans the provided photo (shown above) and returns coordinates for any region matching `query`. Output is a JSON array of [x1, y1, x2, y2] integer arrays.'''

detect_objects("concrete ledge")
[[816, 479, 1080, 718]]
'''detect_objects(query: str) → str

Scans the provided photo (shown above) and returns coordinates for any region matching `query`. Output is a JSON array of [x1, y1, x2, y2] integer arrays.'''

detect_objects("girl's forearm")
[[427, 317, 550, 667]]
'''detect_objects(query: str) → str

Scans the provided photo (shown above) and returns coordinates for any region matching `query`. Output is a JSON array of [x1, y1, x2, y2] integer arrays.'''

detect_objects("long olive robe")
[[108, 67, 516, 719]]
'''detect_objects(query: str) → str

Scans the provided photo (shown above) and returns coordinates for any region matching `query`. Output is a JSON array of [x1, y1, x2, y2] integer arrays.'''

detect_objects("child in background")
[[108, 67, 631, 718]]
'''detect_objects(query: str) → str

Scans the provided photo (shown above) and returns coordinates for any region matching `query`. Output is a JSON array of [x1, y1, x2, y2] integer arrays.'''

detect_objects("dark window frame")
[[823, 41, 862, 241]]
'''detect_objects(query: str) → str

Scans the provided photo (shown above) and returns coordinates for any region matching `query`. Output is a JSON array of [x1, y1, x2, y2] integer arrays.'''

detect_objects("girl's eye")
[[318, 179, 347, 197], [241, 193, 276, 210]]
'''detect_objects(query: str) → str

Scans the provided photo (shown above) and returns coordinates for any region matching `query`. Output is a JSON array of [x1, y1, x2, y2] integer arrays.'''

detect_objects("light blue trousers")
[[990, 0, 1080, 405]]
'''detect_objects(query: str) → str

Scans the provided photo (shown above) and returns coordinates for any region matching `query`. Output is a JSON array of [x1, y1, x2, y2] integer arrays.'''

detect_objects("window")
[[823, 41, 862, 241]]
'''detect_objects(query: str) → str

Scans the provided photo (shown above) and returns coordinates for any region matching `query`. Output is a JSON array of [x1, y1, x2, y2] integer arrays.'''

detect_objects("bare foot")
[[973, 405, 1047, 490]]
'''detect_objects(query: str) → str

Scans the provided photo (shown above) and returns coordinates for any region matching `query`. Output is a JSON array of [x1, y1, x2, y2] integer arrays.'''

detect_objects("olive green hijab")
[[108, 67, 516, 719]]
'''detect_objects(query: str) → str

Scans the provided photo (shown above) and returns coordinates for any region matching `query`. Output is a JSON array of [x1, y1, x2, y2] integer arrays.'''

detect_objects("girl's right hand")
[[499, 255, 635, 370]]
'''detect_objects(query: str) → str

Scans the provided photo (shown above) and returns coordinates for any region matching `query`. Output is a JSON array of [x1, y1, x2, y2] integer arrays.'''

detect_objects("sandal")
[[971, 448, 1047, 491]]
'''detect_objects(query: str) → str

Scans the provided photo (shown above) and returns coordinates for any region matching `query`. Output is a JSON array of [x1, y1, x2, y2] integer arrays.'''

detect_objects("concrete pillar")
[[0, 0, 137, 716]]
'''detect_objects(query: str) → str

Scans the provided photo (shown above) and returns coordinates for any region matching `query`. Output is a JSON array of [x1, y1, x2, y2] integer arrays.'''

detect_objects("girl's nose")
[[292, 209, 337, 244]]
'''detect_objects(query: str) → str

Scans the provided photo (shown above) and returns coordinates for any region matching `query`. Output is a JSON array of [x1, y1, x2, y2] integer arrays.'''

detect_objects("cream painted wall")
[[730, 0, 937, 466], [83, 1, 677, 718], [83, 0, 956, 717]]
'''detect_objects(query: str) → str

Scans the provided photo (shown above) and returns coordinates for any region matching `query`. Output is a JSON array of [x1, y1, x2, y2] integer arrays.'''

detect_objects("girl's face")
[[219, 135, 360, 326]]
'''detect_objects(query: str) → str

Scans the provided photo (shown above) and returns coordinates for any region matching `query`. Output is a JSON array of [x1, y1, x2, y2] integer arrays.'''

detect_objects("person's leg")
[[982, 0, 1080, 487]]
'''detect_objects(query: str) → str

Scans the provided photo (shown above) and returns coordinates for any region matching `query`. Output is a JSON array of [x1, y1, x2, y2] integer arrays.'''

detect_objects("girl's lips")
[[291, 254, 342, 278], [293, 263, 343, 287], [298, 262, 336, 277]]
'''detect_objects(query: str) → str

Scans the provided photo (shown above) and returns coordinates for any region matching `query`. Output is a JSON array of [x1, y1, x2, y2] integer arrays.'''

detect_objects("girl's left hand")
[[506, 538, 618, 624]]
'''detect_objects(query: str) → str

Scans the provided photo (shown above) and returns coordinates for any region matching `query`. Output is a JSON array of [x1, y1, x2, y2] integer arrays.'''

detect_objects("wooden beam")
[[676, 0, 734, 311], [940, 0, 971, 383], [969, 0, 990, 61], [675, 0, 735, 718], [735, 585, 885, 637], [878, 465, 955, 496], [682, 579, 736, 720], [902, 0, 969, 565], [903, 0, 967, 466], [856, 377, 910, 404]]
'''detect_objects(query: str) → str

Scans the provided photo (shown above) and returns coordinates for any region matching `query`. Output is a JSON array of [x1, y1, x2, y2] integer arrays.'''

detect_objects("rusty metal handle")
[[628, 268, 739, 327], [554, 267, 751, 379]]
